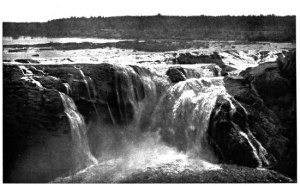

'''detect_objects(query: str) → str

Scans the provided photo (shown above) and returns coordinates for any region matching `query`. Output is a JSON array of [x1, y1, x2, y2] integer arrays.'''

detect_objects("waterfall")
[[19, 65, 44, 89], [151, 78, 225, 159], [63, 83, 72, 96], [77, 68, 99, 116], [151, 76, 268, 164], [23, 64, 268, 171], [59, 92, 98, 170]]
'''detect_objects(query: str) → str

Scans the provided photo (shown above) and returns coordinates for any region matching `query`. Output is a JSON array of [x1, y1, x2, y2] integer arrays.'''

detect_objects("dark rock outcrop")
[[14, 59, 40, 63], [223, 49, 296, 178], [175, 53, 223, 65], [3, 66, 72, 183], [206, 64, 222, 76], [224, 75, 287, 163], [174, 52, 236, 76], [208, 95, 271, 167], [166, 66, 187, 83]]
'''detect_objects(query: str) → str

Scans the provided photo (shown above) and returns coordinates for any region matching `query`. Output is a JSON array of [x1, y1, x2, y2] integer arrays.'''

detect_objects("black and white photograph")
[[0, 0, 298, 183]]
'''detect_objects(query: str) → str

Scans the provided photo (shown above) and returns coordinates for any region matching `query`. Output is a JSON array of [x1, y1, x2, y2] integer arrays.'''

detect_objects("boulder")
[[15, 59, 40, 64], [206, 64, 222, 76], [166, 66, 187, 83], [175, 53, 222, 65]]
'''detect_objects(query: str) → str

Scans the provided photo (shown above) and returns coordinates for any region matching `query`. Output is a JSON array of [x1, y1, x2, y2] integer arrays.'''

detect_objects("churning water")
[[54, 65, 224, 182], [59, 92, 98, 170]]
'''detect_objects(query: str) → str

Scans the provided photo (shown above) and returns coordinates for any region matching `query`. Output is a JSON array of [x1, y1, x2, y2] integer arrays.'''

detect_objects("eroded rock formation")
[[223, 49, 296, 177]]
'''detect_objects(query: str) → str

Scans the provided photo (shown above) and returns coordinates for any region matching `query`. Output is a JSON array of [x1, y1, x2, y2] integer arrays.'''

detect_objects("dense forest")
[[3, 15, 296, 42]]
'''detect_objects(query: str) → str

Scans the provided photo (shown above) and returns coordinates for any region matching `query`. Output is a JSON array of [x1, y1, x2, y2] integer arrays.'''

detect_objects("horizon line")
[[3, 14, 296, 23]]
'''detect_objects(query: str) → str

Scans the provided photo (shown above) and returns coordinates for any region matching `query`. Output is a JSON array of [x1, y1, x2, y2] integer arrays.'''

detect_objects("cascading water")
[[151, 76, 269, 165], [63, 83, 72, 96], [84, 64, 168, 162], [59, 92, 98, 170], [14, 63, 271, 182], [151, 77, 226, 159], [18, 65, 44, 89], [53, 66, 225, 183], [77, 68, 99, 116], [4, 44, 296, 183], [13, 63, 271, 183]]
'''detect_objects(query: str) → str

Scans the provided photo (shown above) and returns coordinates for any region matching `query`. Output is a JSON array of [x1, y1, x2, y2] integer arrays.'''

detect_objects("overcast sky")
[[0, 0, 298, 22]]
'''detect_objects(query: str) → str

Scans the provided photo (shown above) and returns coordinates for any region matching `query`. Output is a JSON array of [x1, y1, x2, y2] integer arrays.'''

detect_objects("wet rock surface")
[[53, 159, 293, 183], [3, 66, 72, 182], [121, 164, 293, 183], [208, 95, 270, 168], [166, 66, 187, 83], [223, 49, 296, 178]]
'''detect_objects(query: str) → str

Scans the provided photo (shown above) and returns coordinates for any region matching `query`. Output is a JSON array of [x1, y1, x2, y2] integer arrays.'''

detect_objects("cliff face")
[[3, 66, 72, 182], [224, 49, 296, 177]]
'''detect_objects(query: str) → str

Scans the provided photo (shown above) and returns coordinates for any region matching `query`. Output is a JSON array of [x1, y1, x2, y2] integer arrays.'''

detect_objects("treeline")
[[3, 15, 296, 42]]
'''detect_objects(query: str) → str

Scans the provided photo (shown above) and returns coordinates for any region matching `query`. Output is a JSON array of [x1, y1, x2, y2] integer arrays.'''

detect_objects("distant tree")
[[2, 15, 296, 42]]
